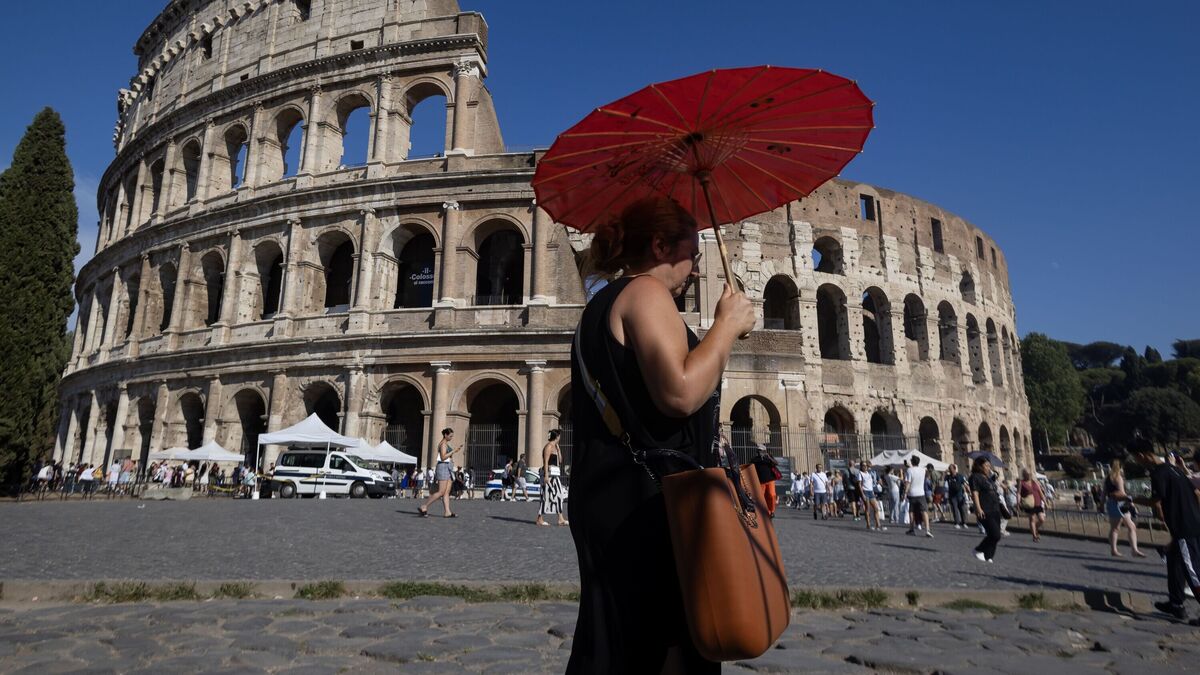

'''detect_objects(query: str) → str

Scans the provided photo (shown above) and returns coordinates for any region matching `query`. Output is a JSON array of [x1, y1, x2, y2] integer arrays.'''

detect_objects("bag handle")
[[573, 326, 758, 519]]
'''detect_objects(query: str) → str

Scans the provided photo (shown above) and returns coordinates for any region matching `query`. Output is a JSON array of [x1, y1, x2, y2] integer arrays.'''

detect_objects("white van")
[[271, 450, 396, 499]]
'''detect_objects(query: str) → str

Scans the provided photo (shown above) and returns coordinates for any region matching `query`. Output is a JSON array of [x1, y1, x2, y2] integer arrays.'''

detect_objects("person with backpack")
[[1129, 439, 1200, 624]]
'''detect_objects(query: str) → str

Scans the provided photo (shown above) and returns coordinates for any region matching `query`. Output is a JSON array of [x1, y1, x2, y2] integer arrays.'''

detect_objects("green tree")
[[1173, 339, 1200, 359], [1021, 333, 1085, 447], [1144, 346, 1163, 364], [1119, 347, 1146, 393], [1068, 341, 1126, 370], [1115, 388, 1200, 447], [0, 108, 79, 487]]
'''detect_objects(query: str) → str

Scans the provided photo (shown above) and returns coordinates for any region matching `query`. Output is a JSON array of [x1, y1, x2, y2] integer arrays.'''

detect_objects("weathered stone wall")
[[56, 0, 1030, 478]]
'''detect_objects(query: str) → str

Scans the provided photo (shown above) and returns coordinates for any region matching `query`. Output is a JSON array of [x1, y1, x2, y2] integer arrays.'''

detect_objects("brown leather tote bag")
[[661, 462, 790, 661]]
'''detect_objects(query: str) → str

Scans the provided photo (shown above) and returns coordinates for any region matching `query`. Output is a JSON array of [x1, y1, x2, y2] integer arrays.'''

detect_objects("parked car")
[[270, 450, 396, 499], [484, 468, 569, 501]]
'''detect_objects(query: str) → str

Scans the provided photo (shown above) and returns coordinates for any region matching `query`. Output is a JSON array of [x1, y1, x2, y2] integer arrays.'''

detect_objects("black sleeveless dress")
[[567, 277, 721, 674]]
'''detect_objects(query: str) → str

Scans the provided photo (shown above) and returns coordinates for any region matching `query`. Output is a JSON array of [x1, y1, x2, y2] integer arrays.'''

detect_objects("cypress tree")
[[0, 108, 79, 487]]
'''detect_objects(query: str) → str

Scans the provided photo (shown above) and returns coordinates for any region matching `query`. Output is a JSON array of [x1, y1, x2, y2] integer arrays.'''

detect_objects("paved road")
[[1, 597, 1197, 674], [0, 499, 1173, 599]]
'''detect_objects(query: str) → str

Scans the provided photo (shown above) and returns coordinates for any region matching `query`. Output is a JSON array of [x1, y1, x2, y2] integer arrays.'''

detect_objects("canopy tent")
[[867, 449, 950, 473], [188, 441, 245, 463], [257, 414, 358, 449], [359, 440, 419, 465], [148, 447, 194, 462]]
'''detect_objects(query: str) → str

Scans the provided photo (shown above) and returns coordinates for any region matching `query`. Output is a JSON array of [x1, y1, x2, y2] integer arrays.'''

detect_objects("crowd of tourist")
[[25, 458, 262, 499]]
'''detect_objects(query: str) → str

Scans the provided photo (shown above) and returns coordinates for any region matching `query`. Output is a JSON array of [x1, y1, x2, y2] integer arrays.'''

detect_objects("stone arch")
[[999, 425, 1012, 469], [823, 405, 856, 434], [315, 230, 355, 311], [262, 105, 307, 182], [179, 139, 202, 204], [960, 271, 976, 305], [461, 377, 523, 471], [951, 418, 972, 469], [331, 90, 374, 168], [965, 314, 986, 384], [985, 319, 1004, 387], [132, 396, 156, 467], [763, 275, 800, 330], [401, 79, 452, 159], [122, 271, 141, 340], [148, 157, 166, 216], [822, 404, 857, 461], [228, 388, 267, 468], [469, 219, 527, 306], [869, 409, 904, 451], [812, 236, 844, 274], [903, 294, 930, 362], [1001, 327, 1016, 387], [1012, 429, 1023, 468], [214, 122, 249, 192], [452, 371, 528, 414], [155, 261, 177, 333], [729, 395, 783, 461], [198, 250, 226, 328], [385, 222, 438, 309], [978, 421, 994, 453], [303, 381, 343, 432], [379, 378, 428, 456], [177, 391, 205, 450], [816, 283, 850, 360], [937, 301, 960, 364], [918, 417, 941, 459], [861, 287, 894, 365], [253, 240, 284, 320]]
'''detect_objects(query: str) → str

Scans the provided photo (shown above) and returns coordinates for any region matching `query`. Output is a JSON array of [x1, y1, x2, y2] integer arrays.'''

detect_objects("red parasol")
[[533, 65, 874, 287]]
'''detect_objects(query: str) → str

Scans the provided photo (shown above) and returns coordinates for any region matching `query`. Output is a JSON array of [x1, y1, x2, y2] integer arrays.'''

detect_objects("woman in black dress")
[[568, 197, 755, 673], [970, 456, 1003, 563]]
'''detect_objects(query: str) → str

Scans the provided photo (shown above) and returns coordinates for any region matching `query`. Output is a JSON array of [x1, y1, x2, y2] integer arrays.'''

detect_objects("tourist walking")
[[753, 446, 780, 517], [1129, 440, 1200, 624], [811, 463, 830, 520], [1018, 469, 1047, 543], [970, 456, 1003, 563], [1104, 459, 1146, 557], [886, 467, 902, 524], [566, 197, 754, 673], [418, 428, 459, 518], [946, 464, 969, 528], [905, 456, 932, 537], [859, 462, 884, 531], [515, 456, 530, 501], [78, 465, 96, 499], [535, 429, 568, 527]]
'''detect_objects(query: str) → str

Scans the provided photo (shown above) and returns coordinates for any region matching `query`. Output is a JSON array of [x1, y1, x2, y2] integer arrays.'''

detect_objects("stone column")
[[370, 74, 392, 168], [428, 362, 452, 468], [69, 304, 87, 366], [302, 85, 325, 175], [100, 270, 124, 354], [109, 385, 130, 461], [213, 229, 244, 344], [343, 366, 365, 437], [525, 361, 546, 469], [80, 391, 100, 467], [273, 217, 302, 337], [53, 396, 74, 462], [158, 138, 179, 218], [436, 201, 461, 306], [450, 61, 479, 155], [130, 254, 153, 357], [202, 376, 223, 445], [350, 209, 378, 332], [127, 160, 148, 234], [196, 118, 216, 203], [264, 371, 288, 469], [529, 202, 551, 304], [165, 243, 192, 348], [151, 382, 170, 455]]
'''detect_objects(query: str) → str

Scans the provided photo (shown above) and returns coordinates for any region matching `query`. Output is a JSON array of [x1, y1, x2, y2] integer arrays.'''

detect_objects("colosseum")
[[54, 0, 1031, 480]]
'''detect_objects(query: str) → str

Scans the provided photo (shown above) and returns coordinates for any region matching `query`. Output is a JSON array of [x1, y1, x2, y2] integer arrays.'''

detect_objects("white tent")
[[188, 441, 245, 463], [148, 447, 194, 462], [867, 449, 950, 472], [257, 414, 358, 449], [358, 440, 419, 465]]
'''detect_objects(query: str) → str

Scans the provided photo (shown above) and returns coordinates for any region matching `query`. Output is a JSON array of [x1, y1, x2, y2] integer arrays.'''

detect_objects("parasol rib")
[[595, 106, 688, 134]]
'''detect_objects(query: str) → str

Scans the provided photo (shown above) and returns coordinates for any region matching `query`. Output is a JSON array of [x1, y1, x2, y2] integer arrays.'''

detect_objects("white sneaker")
[[880, 526, 887, 531], [925, 531, 934, 538], [974, 551, 986, 562], [987, 559, 994, 564]]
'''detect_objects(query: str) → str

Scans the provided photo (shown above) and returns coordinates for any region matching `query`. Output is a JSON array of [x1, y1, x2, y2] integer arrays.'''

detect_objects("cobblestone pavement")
[[0, 500, 1171, 598], [1, 597, 1198, 674]]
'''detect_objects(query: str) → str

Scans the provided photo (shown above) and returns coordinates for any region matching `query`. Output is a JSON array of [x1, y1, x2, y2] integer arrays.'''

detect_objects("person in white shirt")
[[859, 461, 884, 531], [790, 472, 803, 509], [810, 463, 831, 520], [78, 465, 96, 499], [107, 461, 121, 494], [905, 456, 932, 537]]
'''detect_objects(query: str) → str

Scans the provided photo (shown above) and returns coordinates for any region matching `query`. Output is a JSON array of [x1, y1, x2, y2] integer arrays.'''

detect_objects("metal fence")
[[382, 426, 418, 459], [465, 423, 520, 473], [729, 429, 936, 470]]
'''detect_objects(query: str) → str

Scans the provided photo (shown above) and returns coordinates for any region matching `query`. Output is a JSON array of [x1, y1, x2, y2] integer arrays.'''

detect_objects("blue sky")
[[1, 1, 1195, 355]]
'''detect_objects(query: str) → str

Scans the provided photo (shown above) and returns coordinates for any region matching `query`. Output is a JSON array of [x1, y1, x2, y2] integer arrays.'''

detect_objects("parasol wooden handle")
[[699, 176, 751, 340]]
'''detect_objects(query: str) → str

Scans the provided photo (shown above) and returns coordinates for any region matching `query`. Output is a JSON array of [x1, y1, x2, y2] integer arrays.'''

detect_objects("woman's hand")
[[714, 284, 755, 336]]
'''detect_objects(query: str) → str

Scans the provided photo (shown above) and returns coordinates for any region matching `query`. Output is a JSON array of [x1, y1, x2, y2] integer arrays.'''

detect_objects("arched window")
[[322, 238, 355, 310], [179, 392, 205, 449], [395, 231, 435, 308], [124, 274, 140, 339], [334, 94, 372, 168], [937, 301, 959, 364], [951, 418, 971, 468], [305, 384, 342, 432], [381, 383, 424, 458], [870, 410, 903, 451], [264, 108, 305, 182], [148, 159, 165, 215], [158, 262, 177, 333], [255, 243, 284, 319], [903, 294, 929, 362], [812, 236, 844, 274], [861, 287, 894, 365], [763, 275, 800, 330], [121, 174, 138, 235], [999, 426, 1012, 468], [960, 271, 976, 305], [918, 417, 941, 459], [404, 83, 449, 159], [233, 389, 267, 468], [816, 283, 849, 360], [475, 229, 524, 305], [1001, 327, 1016, 386], [225, 125, 249, 190], [729, 396, 783, 464], [986, 318, 1003, 387], [181, 141, 202, 204], [196, 252, 225, 327], [965, 314, 986, 384], [465, 381, 520, 471], [978, 422, 994, 453], [822, 406, 857, 459]]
